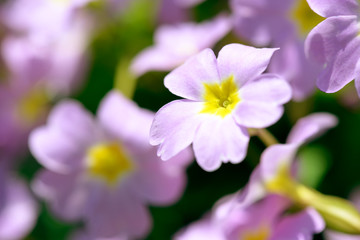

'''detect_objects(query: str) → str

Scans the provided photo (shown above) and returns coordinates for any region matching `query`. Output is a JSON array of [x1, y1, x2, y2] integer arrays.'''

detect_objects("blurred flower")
[[237, 113, 360, 234], [175, 194, 324, 240], [231, 0, 323, 101], [2, 14, 91, 97], [2, 0, 93, 41], [131, 15, 231, 76], [150, 43, 291, 171], [30, 90, 192, 238], [0, 166, 38, 240], [238, 112, 338, 208], [0, 81, 50, 165], [0, 13, 91, 164], [305, 0, 360, 97]]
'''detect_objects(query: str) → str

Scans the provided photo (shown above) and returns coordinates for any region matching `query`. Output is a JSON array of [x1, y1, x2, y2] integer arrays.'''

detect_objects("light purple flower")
[[2, 14, 91, 97], [131, 15, 232, 76], [305, 0, 360, 96], [175, 194, 324, 240], [238, 112, 338, 208], [0, 167, 38, 240], [231, 0, 323, 101], [150, 43, 291, 172], [2, 0, 92, 41], [30, 90, 192, 238], [269, 37, 321, 101], [0, 81, 50, 165]]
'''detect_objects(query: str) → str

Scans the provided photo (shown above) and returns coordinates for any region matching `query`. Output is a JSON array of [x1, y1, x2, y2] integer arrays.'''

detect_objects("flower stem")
[[249, 128, 279, 147]]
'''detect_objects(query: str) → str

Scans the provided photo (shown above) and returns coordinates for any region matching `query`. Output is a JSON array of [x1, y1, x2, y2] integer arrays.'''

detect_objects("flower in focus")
[[0, 166, 38, 240], [150, 43, 291, 172], [131, 15, 231, 76], [305, 0, 360, 96], [175, 194, 324, 240], [30, 90, 192, 238]]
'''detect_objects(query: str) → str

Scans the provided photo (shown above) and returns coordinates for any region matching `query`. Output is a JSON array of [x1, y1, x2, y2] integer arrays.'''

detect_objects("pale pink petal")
[[130, 148, 191, 205], [317, 36, 360, 93], [305, 15, 358, 64], [226, 195, 290, 239], [164, 48, 220, 101], [286, 113, 338, 144], [97, 90, 154, 149], [306, 0, 359, 17], [131, 47, 185, 76], [239, 73, 292, 104], [272, 208, 325, 240], [260, 144, 299, 183], [0, 178, 38, 240], [233, 102, 284, 128], [237, 167, 267, 207], [29, 101, 99, 173], [32, 170, 87, 221], [269, 38, 320, 101], [150, 100, 204, 160], [174, 217, 226, 240], [217, 43, 278, 86], [84, 186, 151, 239], [305, 15, 360, 93], [193, 116, 249, 172]]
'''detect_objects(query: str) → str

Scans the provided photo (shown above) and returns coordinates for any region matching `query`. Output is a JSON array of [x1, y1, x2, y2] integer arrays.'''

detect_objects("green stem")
[[249, 128, 279, 147]]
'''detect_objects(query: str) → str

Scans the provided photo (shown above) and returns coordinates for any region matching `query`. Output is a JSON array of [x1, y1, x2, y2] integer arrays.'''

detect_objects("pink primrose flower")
[[238, 113, 338, 208], [150, 43, 292, 172], [0, 166, 38, 240], [305, 0, 360, 96], [131, 15, 232, 76], [30, 90, 192, 238], [175, 194, 324, 240]]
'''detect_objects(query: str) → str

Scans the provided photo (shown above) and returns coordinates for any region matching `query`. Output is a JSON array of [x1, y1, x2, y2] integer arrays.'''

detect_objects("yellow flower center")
[[265, 162, 303, 203], [200, 75, 240, 118], [290, 0, 324, 37], [15, 86, 49, 127], [86, 142, 133, 186], [241, 224, 271, 240]]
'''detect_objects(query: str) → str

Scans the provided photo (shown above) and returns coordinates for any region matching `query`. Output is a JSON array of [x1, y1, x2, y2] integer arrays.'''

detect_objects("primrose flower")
[[237, 113, 360, 234], [0, 166, 38, 240], [175, 194, 324, 240], [131, 15, 231, 76], [305, 0, 360, 97], [2, 14, 91, 97], [2, 0, 92, 41], [231, 0, 323, 101], [238, 112, 338, 207], [30, 90, 191, 238], [150, 43, 292, 172]]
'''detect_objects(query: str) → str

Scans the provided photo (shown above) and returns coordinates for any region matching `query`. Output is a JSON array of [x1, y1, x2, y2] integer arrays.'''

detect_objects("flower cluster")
[[1, 0, 360, 240]]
